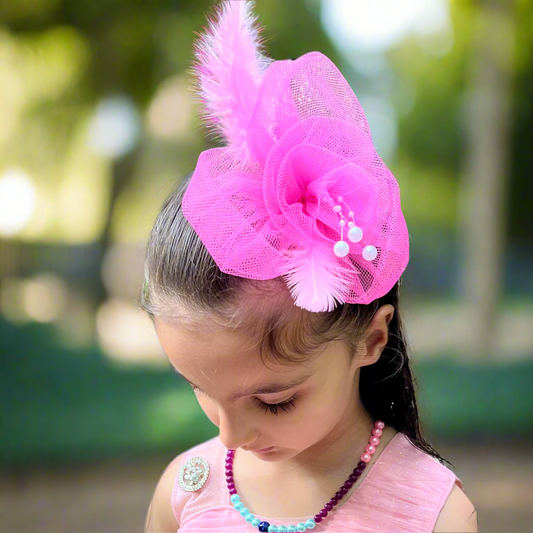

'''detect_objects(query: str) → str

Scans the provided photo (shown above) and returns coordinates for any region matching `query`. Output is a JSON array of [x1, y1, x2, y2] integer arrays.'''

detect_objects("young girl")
[[141, 1, 477, 531]]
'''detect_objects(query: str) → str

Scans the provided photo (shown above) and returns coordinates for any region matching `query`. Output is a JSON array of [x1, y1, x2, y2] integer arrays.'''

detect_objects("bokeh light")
[[0, 168, 37, 237]]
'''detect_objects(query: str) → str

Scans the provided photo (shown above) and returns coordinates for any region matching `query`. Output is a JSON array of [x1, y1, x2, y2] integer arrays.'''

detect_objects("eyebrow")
[[170, 365, 313, 401]]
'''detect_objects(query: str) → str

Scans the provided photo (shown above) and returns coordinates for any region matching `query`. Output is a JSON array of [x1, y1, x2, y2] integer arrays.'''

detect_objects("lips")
[[244, 446, 273, 452]]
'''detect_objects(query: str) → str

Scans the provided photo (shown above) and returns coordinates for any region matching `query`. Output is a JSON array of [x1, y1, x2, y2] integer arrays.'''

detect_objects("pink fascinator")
[[182, 0, 409, 313]]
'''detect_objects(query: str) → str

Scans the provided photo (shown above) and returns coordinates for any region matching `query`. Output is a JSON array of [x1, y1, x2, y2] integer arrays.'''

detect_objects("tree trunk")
[[458, 0, 514, 359]]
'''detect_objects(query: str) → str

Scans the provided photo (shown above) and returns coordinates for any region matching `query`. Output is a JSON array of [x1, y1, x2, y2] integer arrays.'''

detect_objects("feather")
[[190, 0, 273, 165], [282, 244, 354, 312]]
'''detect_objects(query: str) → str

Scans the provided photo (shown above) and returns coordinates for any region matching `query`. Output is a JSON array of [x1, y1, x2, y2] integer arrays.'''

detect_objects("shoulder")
[[433, 483, 478, 532], [145, 453, 185, 533]]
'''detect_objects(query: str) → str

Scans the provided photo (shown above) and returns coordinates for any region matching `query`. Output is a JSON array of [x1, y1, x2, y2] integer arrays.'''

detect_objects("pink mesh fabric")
[[172, 432, 463, 532], [182, 51, 409, 311]]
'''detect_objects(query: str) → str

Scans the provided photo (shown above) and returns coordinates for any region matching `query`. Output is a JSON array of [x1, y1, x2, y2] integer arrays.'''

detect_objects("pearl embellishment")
[[362, 245, 378, 261], [348, 226, 363, 242], [332, 197, 377, 262], [334, 241, 350, 258]]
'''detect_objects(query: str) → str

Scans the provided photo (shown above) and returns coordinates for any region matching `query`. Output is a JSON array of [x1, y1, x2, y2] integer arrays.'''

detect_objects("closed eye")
[[189, 384, 298, 415]]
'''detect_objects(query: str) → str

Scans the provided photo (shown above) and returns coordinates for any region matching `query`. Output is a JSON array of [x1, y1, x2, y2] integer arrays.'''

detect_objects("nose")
[[217, 407, 257, 451]]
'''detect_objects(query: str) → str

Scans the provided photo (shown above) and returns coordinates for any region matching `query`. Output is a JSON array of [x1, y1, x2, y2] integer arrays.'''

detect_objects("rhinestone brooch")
[[178, 456, 210, 492]]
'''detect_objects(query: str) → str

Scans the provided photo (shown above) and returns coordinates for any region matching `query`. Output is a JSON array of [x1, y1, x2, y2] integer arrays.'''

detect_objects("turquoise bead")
[[277, 526, 288, 532], [245, 514, 255, 523], [305, 518, 316, 529], [297, 524, 307, 532], [287, 526, 297, 532], [268, 526, 278, 532], [252, 518, 262, 527], [230, 494, 240, 504], [234, 502, 244, 511], [240, 507, 250, 517]]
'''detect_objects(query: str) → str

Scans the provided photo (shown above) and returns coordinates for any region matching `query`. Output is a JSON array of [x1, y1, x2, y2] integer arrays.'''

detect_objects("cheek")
[[291, 390, 347, 437]]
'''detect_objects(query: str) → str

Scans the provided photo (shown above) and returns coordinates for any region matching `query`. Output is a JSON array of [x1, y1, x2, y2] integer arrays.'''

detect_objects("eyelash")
[[189, 385, 298, 416]]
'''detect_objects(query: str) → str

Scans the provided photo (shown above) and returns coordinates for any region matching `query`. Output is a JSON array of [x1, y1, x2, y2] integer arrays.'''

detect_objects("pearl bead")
[[337, 196, 343, 202], [333, 205, 342, 213], [348, 226, 363, 243], [349, 211, 354, 217], [375, 420, 385, 429], [365, 444, 376, 454], [339, 220, 346, 227], [370, 436, 380, 446], [372, 428, 383, 437], [348, 222, 354, 228], [362, 245, 377, 261], [334, 241, 349, 257], [361, 453, 371, 463]]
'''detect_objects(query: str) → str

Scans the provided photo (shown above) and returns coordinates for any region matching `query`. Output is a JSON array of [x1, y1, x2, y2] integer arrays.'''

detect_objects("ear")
[[356, 304, 395, 366]]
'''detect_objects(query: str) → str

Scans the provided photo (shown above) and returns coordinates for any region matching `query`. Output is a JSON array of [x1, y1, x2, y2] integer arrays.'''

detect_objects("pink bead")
[[228, 482, 235, 490], [230, 489, 237, 495], [365, 444, 376, 455], [372, 428, 383, 437], [370, 436, 380, 446], [361, 453, 371, 463], [375, 420, 385, 429]]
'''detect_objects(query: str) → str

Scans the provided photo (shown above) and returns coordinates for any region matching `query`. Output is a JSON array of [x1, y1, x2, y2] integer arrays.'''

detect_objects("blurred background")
[[0, 0, 531, 531]]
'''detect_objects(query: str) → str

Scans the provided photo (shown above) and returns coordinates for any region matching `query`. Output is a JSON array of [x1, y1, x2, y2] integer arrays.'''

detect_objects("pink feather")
[[283, 244, 354, 312], [190, 0, 273, 165]]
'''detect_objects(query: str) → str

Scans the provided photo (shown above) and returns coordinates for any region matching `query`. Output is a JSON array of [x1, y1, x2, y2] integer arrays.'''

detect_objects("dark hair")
[[139, 172, 453, 470]]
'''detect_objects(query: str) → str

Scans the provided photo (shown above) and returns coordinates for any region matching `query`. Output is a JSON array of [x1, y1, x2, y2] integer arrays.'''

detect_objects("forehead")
[[154, 318, 301, 385]]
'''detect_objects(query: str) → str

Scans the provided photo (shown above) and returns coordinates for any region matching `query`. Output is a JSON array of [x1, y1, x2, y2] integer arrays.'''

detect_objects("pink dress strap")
[[172, 433, 462, 532]]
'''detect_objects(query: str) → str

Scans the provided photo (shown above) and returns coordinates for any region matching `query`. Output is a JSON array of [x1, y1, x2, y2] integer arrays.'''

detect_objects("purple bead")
[[225, 468, 232, 476], [330, 497, 339, 506], [353, 468, 363, 477], [324, 503, 333, 512], [335, 491, 343, 500], [343, 480, 353, 489], [348, 474, 358, 483], [357, 461, 366, 469], [229, 489, 237, 495], [339, 487, 348, 495], [227, 482, 235, 490], [319, 509, 328, 518], [314, 515, 323, 523], [226, 475, 233, 482]]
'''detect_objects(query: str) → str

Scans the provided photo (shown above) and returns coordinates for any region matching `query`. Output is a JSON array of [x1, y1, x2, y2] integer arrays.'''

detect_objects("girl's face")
[[154, 305, 393, 465]]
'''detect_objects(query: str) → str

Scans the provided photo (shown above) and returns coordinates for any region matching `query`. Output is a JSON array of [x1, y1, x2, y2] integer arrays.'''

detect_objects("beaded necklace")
[[225, 420, 386, 532]]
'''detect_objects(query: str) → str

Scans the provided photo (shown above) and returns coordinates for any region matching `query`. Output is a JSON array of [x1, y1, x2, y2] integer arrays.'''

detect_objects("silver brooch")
[[178, 456, 210, 492]]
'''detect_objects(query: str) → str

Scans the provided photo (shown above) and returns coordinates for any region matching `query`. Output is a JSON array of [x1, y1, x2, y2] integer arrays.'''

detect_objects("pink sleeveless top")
[[172, 432, 463, 532]]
